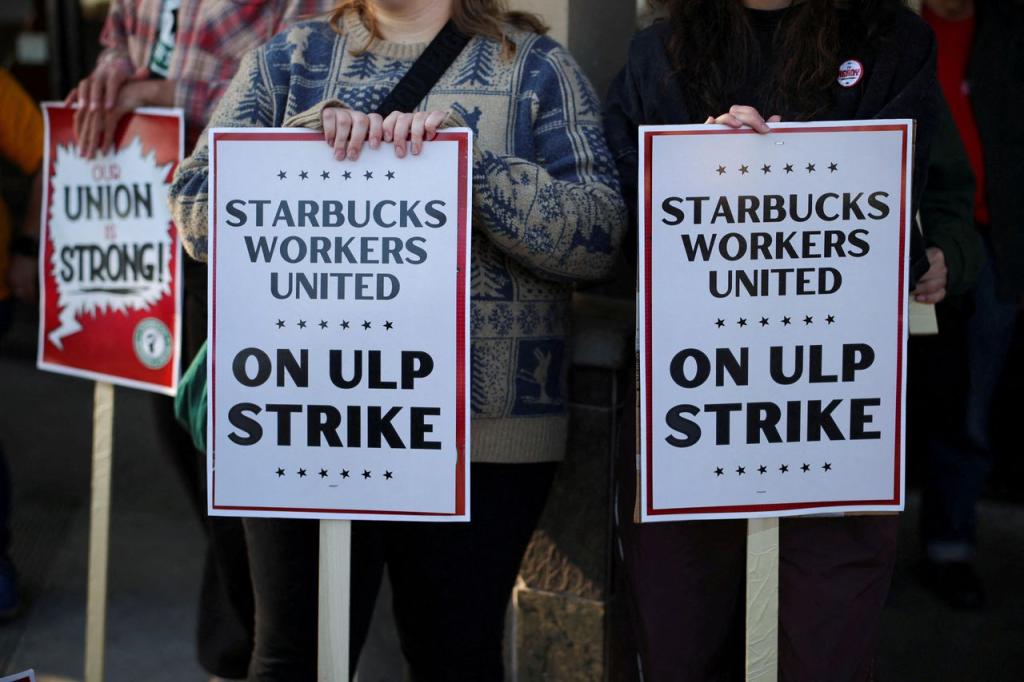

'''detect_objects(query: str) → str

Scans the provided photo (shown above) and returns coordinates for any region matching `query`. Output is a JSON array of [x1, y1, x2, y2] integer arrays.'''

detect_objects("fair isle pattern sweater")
[[170, 13, 626, 463]]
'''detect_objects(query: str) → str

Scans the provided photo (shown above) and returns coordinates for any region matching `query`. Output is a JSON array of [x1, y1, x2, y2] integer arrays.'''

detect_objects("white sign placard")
[[639, 121, 912, 521], [0, 670, 35, 682], [209, 129, 471, 520]]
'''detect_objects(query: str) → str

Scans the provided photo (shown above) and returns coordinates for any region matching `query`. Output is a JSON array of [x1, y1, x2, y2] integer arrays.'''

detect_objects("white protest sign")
[[639, 121, 912, 521], [0, 670, 35, 682], [209, 129, 471, 520]]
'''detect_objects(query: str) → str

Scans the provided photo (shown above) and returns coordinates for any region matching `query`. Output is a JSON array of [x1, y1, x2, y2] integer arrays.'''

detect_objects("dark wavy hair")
[[654, 0, 906, 119]]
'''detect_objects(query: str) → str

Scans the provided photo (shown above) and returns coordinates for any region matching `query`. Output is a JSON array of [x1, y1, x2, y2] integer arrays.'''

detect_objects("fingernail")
[[335, 150, 344, 160], [413, 143, 421, 155]]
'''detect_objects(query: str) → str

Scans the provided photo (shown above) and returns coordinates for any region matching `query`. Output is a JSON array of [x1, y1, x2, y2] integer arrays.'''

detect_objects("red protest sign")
[[37, 105, 183, 395]]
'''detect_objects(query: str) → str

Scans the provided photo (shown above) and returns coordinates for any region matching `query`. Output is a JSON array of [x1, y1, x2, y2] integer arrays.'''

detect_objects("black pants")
[[151, 258, 254, 677], [243, 461, 557, 682], [615, 378, 897, 682]]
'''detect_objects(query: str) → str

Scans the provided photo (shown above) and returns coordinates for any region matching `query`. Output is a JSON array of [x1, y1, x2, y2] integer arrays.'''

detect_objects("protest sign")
[[208, 129, 472, 520], [639, 121, 913, 521], [0, 670, 35, 682], [38, 104, 183, 395]]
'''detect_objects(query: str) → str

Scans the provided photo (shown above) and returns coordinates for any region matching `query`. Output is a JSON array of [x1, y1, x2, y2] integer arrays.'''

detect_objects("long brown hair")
[[654, 0, 905, 119], [330, 0, 547, 55]]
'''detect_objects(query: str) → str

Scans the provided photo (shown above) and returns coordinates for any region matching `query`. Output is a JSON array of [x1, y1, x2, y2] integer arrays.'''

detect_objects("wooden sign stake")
[[318, 519, 352, 682], [85, 381, 114, 682], [745, 517, 779, 682]]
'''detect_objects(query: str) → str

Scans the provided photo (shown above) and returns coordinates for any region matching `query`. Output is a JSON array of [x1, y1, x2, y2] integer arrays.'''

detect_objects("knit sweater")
[[169, 12, 627, 463]]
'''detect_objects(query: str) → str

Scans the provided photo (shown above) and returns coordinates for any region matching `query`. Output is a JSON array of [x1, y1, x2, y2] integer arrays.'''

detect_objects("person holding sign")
[[604, 0, 944, 680], [168, 0, 627, 679], [69, 0, 337, 678]]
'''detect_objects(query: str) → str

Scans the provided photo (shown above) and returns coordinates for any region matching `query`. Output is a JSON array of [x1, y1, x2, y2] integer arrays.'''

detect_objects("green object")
[[174, 340, 208, 454]]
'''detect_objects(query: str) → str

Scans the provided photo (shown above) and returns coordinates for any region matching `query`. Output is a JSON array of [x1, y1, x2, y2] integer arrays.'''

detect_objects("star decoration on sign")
[[364, 170, 374, 180], [362, 470, 372, 479], [340, 320, 350, 330], [761, 164, 771, 174], [298, 468, 307, 478], [714, 467, 724, 477], [341, 469, 350, 479], [806, 163, 816, 173], [716, 319, 726, 328], [784, 164, 794, 174], [738, 318, 748, 327], [823, 462, 832, 472], [826, 315, 836, 325], [829, 162, 839, 173], [278, 171, 287, 180], [298, 320, 307, 329], [803, 315, 814, 325], [299, 170, 309, 180], [384, 321, 394, 330], [739, 165, 750, 175], [342, 170, 352, 180], [276, 468, 285, 477], [384, 471, 394, 480], [276, 319, 285, 329], [319, 468, 328, 479], [362, 321, 372, 330], [758, 465, 768, 475], [801, 463, 811, 473], [779, 464, 789, 473], [759, 317, 769, 327], [321, 170, 330, 180], [716, 165, 726, 176], [319, 320, 328, 330], [736, 466, 746, 476], [386, 170, 396, 180], [782, 316, 792, 326]]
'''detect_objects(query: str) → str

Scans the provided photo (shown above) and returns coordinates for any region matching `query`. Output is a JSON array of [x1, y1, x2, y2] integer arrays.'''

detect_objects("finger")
[[347, 112, 369, 160], [410, 113, 426, 155], [393, 114, 413, 158], [104, 68, 128, 110], [915, 289, 946, 305], [382, 111, 400, 143], [767, 115, 782, 123], [100, 111, 120, 153], [65, 87, 78, 106], [729, 105, 769, 133], [333, 111, 352, 160], [79, 111, 97, 158], [323, 109, 337, 147], [86, 73, 104, 111], [367, 113, 384, 149], [73, 104, 87, 145], [76, 78, 91, 108], [705, 116, 715, 124], [424, 110, 447, 140], [713, 114, 743, 128]]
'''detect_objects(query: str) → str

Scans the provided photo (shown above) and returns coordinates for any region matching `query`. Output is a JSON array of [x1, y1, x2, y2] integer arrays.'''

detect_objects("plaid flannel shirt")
[[97, 0, 335, 141]]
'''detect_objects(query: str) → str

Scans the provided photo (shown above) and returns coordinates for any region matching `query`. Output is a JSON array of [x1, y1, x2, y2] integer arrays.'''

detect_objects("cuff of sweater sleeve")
[[282, 99, 348, 130]]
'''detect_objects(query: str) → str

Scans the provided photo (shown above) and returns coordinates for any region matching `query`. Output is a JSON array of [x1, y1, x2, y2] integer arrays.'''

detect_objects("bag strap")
[[373, 20, 471, 117]]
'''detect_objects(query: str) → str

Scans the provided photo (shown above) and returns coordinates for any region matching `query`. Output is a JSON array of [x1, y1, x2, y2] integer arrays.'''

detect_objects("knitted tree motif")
[[344, 52, 378, 80], [454, 41, 495, 86], [470, 246, 513, 301], [573, 69, 601, 118]]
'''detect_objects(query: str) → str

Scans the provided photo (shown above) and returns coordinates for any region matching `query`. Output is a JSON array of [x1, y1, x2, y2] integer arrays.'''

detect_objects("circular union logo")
[[837, 59, 864, 88], [133, 318, 172, 370]]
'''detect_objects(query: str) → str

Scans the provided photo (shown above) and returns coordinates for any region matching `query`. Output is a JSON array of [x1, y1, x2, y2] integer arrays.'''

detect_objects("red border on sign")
[[210, 130, 469, 517], [642, 124, 909, 517]]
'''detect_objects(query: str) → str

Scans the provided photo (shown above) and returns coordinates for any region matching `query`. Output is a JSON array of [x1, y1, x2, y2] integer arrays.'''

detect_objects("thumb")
[[768, 115, 782, 123]]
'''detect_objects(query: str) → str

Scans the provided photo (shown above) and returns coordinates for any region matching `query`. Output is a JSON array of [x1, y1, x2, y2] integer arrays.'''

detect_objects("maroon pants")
[[616, 391, 897, 682]]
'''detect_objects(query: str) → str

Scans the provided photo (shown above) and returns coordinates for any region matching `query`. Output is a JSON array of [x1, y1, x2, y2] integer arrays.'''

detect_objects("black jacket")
[[604, 7, 943, 286], [968, 0, 1024, 296]]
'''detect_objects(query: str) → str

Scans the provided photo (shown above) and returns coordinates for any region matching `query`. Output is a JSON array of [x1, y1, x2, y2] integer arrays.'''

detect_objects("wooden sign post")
[[207, 129, 473, 678], [318, 520, 352, 681], [84, 381, 114, 682], [637, 121, 914, 678], [745, 519, 779, 681]]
